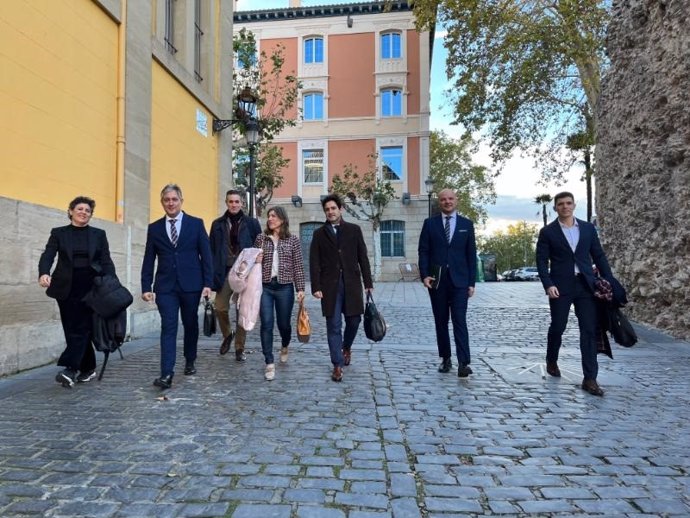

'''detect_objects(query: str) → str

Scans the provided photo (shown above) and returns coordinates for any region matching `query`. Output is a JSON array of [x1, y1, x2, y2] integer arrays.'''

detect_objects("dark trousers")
[[428, 269, 470, 365], [259, 279, 294, 365], [326, 274, 361, 367], [57, 268, 96, 373], [156, 286, 201, 377], [547, 275, 598, 380]]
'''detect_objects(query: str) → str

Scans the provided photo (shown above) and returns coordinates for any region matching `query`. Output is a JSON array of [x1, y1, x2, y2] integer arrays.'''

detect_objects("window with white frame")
[[303, 149, 324, 183], [303, 92, 324, 120], [381, 88, 402, 117], [380, 220, 405, 257], [381, 31, 401, 59], [304, 37, 324, 64], [380, 146, 403, 181]]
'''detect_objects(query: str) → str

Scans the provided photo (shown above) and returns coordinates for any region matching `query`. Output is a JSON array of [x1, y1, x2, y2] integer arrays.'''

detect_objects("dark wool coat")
[[38, 225, 116, 301], [309, 219, 373, 318]]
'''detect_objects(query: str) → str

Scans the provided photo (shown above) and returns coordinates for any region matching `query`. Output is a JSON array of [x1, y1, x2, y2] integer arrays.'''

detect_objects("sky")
[[237, 0, 591, 234]]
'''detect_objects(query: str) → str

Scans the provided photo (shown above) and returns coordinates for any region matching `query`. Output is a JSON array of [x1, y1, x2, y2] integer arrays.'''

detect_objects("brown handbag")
[[296, 300, 310, 343]]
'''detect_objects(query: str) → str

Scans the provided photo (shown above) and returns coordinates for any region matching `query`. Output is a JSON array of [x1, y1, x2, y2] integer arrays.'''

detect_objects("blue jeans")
[[326, 274, 361, 367], [260, 279, 294, 365]]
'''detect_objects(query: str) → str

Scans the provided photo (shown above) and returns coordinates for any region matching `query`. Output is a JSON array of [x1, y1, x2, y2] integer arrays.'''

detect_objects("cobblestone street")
[[1, 281, 688, 517]]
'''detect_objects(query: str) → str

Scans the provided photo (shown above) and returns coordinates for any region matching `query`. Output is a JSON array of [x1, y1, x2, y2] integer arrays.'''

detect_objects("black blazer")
[[38, 225, 116, 300], [536, 218, 612, 294]]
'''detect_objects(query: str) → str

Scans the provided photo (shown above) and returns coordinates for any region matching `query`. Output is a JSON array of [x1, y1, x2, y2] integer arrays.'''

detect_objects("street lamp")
[[245, 118, 260, 218], [212, 87, 261, 217], [424, 177, 436, 217]]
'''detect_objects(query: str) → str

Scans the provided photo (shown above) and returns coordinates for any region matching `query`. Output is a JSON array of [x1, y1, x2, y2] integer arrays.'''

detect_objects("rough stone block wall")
[[596, 0, 690, 339]]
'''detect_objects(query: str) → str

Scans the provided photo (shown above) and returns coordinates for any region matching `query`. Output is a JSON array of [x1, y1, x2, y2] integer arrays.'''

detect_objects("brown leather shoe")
[[546, 362, 561, 377], [343, 348, 351, 366], [581, 379, 604, 396], [331, 366, 343, 382], [219, 331, 234, 355]]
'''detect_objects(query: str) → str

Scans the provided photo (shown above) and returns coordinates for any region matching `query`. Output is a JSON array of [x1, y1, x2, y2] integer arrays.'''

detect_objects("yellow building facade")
[[0, 0, 236, 376]]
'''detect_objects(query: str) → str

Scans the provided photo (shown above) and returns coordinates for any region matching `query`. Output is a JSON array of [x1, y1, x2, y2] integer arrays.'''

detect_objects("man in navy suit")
[[536, 191, 613, 396], [141, 184, 213, 390], [418, 189, 477, 377]]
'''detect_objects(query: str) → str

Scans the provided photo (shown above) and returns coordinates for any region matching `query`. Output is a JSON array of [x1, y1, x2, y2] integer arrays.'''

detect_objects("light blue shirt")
[[443, 213, 457, 243], [559, 218, 580, 274]]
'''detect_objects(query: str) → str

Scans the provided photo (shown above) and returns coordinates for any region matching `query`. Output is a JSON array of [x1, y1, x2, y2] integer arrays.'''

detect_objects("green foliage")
[[478, 221, 539, 272], [429, 130, 496, 223], [412, 0, 610, 181], [329, 155, 397, 232], [534, 193, 553, 227], [231, 29, 300, 209]]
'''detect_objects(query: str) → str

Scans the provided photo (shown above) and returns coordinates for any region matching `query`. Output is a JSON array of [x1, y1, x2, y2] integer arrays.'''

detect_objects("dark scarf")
[[226, 210, 244, 256]]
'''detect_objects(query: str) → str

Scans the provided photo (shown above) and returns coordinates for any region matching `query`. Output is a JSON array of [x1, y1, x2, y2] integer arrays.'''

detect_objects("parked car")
[[502, 269, 518, 281], [514, 266, 540, 281]]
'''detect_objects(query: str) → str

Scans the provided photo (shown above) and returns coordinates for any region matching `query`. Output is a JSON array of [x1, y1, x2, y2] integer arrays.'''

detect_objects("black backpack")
[[91, 311, 127, 380]]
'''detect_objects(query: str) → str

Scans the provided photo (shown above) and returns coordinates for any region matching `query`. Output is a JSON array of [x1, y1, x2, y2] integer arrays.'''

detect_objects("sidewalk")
[[0, 282, 688, 517]]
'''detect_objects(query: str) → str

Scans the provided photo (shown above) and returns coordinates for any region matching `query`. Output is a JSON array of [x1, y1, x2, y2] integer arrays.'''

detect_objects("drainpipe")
[[115, 0, 127, 223]]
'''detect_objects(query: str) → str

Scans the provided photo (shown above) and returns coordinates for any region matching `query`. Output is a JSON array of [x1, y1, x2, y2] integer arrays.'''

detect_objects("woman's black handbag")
[[203, 297, 217, 337], [363, 292, 386, 342], [608, 307, 637, 347]]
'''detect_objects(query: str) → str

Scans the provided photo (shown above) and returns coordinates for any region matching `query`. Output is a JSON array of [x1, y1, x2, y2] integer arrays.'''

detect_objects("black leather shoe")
[[184, 362, 196, 375], [458, 364, 473, 378], [153, 374, 173, 390], [438, 358, 452, 373], [581, 379, 604, 396], [546, 362, 561, 377], [235, 350, 246, 362]]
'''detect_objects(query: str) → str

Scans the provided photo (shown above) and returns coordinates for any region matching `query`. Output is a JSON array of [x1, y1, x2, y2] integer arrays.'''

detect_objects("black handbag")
[[203, 297, 217, 337], [608, 307, 637, 347], [363, 292, 386, 342]]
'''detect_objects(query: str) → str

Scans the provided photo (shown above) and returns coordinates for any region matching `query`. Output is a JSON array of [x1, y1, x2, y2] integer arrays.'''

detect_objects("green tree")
[[429, 130, 496, 223], [534, 194, 553, 227], [233, 144, 289, 217], [478, 221, 539, 272], [413, 0, 609, 181], [232, 28, 300, 212], [329, 155, 397, 281]]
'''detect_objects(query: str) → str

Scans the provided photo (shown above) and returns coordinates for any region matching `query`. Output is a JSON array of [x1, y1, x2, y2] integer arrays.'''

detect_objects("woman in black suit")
[[38, 196, 116, 387]]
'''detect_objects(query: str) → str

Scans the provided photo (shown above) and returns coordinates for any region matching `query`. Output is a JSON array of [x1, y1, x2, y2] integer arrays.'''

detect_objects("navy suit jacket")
[[141, 212, 213, 294], [536, 218, 612, 295], [418, 213, 477, 288]]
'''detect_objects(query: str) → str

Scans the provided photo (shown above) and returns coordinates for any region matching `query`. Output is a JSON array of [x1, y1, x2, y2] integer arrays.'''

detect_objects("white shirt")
[[559, 218, 580, 274], [166, 212, 183, 242]]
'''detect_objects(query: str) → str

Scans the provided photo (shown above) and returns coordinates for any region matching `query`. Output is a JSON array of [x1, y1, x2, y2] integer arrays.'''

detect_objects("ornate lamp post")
[[424, 177, 436, 217], [212, 86, 260, 217], [244, 118, 260, 218]]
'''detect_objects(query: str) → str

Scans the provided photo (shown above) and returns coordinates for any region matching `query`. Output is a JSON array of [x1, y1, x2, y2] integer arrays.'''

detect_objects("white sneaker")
[[264, 364, 275, 381], [280, 347, 289, 363]]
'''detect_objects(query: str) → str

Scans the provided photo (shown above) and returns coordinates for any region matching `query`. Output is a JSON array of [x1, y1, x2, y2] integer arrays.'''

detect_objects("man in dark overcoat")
[[310, 194, 373, 382]]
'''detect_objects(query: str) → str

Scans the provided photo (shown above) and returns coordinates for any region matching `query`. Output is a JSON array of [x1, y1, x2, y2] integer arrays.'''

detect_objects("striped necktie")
[[169, 219, 178, 247], [444, 216, 451, 243]]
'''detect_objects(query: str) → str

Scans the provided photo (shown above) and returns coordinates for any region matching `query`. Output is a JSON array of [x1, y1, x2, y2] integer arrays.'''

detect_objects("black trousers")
[[546, 275, 598, 380], [56, 268, 96, 372]]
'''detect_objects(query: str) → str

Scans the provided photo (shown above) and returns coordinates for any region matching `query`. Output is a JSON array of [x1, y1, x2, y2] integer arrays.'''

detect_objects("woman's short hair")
[[264, 206, 291, 239], [67, 196, 95, 220]]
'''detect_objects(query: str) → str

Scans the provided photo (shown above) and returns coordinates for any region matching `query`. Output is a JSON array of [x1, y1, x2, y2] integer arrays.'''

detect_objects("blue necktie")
[[444, 216, 451, 243], [169, 219, 178, 247]]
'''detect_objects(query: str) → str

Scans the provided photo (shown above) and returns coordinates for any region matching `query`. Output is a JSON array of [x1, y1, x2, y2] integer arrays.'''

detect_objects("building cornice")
[[234, 1, 411, 23]]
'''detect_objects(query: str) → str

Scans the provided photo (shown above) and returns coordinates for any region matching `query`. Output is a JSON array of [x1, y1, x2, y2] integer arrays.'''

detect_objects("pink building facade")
[[235, 1, 432, 280]]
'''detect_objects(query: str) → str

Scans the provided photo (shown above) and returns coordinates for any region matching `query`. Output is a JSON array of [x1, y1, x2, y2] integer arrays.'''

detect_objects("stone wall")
[[596, 0, 690, 339]]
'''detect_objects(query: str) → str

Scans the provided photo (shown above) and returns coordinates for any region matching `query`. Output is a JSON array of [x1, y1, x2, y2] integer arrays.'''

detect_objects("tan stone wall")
[[596, 0, 690, 339]]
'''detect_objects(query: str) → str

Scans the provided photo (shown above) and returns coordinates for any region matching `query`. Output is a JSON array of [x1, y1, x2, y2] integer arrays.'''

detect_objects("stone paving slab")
[[0, 282, 688, 517]]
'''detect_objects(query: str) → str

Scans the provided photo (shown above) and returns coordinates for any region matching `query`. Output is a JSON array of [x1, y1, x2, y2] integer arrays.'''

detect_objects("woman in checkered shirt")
[[254, 206, 306, 380]]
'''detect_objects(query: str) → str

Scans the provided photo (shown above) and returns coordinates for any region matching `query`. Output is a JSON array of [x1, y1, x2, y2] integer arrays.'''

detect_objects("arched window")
[[380, 220, 405, 257], [304, 36, 324, 64], [381, 31, 402, 59], [381, 88, 402, 117], [303, 92, 324, 120]]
